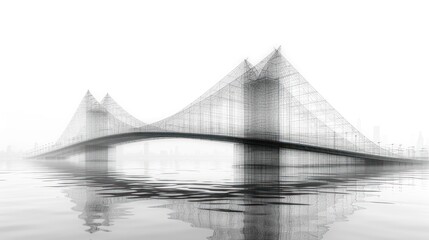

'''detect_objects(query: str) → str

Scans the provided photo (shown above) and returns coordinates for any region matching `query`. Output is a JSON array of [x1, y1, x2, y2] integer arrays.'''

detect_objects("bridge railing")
[[28, 125, 429, 161]]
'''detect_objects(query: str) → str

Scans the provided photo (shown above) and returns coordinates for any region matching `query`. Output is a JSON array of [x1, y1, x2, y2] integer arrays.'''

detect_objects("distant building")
[[373, 126, 380, 143], [417, 132, 424, 149]]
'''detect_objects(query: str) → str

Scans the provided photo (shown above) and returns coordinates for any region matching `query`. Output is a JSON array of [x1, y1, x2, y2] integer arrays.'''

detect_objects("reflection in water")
[[66, 185, 131, 233], [31, 142, 424, 240]]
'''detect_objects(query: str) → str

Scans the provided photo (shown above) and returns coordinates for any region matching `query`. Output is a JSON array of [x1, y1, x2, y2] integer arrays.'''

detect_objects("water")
[[1, 141, 429, 240]]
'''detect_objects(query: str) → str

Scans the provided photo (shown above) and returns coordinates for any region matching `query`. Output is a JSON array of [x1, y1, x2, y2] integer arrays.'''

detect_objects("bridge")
[[30, 48, 428, 163]]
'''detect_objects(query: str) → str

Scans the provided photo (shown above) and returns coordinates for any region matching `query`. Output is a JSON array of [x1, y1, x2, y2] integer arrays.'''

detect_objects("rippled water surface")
[[1, 143, 429, 240]]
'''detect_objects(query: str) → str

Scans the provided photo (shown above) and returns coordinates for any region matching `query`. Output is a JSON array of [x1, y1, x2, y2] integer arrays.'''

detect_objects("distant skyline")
[[1, 0, 428, 150]]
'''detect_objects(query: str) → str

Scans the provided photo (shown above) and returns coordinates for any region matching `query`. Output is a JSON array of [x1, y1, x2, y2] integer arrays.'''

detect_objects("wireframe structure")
[[42, 150, 412, 238], [31, 48, 429, 161]]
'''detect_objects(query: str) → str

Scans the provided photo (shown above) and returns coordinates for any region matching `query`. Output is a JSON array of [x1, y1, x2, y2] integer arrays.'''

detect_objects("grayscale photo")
[[1, 1, 428, 240]]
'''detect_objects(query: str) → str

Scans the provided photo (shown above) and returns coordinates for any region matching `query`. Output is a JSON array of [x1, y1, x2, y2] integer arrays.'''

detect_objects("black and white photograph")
[[1, 1, 428, 240]]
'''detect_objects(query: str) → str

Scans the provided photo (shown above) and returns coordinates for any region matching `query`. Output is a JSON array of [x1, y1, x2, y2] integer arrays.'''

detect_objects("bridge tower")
[[244, 67, 279, 141], [85, 96, 108, 140], [244, 48, 283, 142], [57, 91, 108, 146]]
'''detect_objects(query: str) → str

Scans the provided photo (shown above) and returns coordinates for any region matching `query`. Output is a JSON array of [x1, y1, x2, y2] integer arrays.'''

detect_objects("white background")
[[0, 0, 428, 151]]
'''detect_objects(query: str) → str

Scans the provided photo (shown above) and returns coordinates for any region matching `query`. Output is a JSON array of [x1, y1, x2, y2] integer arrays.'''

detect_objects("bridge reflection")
[[38, 144, 414, 239]]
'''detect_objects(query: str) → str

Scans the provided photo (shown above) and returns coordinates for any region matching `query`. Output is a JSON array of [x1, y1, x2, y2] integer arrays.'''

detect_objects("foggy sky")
[[0, 0, 428, 151]]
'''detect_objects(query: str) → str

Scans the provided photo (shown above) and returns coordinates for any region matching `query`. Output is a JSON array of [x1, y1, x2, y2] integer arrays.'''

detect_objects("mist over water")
[[1, 140, 429, 240]]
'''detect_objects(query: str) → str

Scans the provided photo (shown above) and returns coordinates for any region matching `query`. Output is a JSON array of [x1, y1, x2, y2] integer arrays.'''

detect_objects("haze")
[[0, 0, 428, 151]]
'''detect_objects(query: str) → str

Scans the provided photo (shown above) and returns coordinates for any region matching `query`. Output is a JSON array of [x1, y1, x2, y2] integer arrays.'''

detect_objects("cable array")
[[31, 48, 429, 161]]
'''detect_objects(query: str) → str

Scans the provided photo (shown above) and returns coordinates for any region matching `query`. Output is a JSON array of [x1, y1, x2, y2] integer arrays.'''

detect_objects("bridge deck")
[[31, 132, 426, 164]]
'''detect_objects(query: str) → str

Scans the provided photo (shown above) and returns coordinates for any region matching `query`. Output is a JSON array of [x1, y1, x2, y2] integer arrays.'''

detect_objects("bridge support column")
[[233, 143, 282, 240], [84, 145, 116, 172], [85, 102, 108, 140], [244, 77, 280, 141], [234, 144, 280, 167]]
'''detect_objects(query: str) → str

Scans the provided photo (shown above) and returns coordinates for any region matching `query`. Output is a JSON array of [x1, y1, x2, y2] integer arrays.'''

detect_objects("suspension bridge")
[[30, 48, 428, 163]]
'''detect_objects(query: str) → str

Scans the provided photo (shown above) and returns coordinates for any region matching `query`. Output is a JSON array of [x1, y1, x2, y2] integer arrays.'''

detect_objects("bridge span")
[[32, 131, 423, 163], [30, 48, 428, 163]]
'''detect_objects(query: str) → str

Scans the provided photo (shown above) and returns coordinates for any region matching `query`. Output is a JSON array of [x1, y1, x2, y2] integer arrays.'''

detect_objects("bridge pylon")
[[31, 48, 428, 163]]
